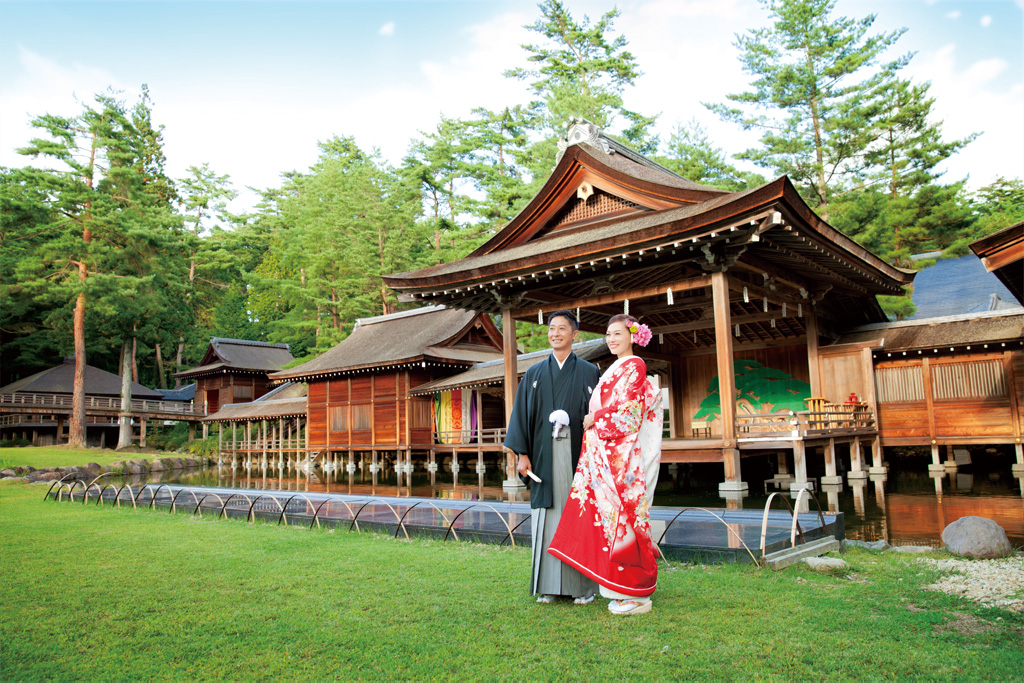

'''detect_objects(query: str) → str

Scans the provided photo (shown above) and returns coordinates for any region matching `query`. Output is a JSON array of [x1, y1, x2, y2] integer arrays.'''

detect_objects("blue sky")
[[1, 0, 1021, 216]]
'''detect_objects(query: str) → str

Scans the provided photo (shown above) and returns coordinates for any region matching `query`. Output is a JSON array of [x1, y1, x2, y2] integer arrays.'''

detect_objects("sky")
[[1, 0, 1022, 217]]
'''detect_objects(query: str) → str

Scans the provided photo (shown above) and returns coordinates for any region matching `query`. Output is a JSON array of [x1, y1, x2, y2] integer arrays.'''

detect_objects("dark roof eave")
[[270, 355, 478, 382]]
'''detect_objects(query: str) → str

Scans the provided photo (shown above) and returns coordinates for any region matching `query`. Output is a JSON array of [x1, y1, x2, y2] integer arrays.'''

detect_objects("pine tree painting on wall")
[[693, 360, 811, 425]]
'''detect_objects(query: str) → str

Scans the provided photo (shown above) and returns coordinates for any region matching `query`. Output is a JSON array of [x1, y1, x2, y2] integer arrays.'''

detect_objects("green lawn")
[[1, 482, 1021, 680], [0, 446, 177, 470]]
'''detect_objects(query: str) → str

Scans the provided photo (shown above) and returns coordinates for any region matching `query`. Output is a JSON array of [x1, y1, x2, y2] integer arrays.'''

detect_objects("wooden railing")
[[737, 407, 876, 439], [0, 392, 205, 416], [0, 413, 120, 427], [434, 427, 507, 446]]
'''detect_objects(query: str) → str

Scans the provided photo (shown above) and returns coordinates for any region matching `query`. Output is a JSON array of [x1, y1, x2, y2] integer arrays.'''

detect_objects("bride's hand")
[[582, 413, 595, 430]]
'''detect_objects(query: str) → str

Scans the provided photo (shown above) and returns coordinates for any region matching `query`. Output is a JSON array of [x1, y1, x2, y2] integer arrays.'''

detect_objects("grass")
[[2, 482, 1022, 680], [0, 445, 178, 470]]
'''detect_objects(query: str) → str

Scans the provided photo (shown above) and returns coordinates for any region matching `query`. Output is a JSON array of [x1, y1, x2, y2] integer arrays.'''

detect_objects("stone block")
[[842, 539, 889, 551], [941, 516, 1012, 559], [889, 545, 934, 554], [804, 557, 849, 572]]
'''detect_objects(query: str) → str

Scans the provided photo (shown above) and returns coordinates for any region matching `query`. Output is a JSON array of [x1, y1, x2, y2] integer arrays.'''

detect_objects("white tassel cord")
[[667, 288, 674, 305], [538, 309, 543, 324], [624, 299, 629, 315]]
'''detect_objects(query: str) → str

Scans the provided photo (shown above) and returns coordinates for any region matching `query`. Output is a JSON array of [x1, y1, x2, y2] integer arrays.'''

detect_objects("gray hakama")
[[530, 429, 597, 598]]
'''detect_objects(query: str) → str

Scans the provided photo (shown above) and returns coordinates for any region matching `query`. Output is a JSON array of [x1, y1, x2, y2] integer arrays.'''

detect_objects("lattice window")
[[876, 365, 925, 402], [550, 191, 641, 228], [931, 360, 1007, 400], [329, 406, 346, 431]]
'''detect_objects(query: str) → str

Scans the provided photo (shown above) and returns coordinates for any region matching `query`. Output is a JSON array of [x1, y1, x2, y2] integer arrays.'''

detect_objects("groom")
[[504, 310, 600, 603]]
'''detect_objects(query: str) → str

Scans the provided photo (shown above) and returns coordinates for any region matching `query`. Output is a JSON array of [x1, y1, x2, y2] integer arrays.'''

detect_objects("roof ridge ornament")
[[555, 117, 613, 163]]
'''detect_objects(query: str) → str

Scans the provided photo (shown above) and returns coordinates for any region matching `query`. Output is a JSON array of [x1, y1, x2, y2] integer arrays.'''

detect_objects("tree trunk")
[[131, 332, 139, 383], [155, 343, 167, 389], [116, 341, 133, 450], [174, 336, 183, 388]]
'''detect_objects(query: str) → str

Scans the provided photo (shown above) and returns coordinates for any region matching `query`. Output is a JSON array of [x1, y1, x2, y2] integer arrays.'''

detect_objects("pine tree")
[[706, 0, 910, 219], [654, 120, 765, 191]]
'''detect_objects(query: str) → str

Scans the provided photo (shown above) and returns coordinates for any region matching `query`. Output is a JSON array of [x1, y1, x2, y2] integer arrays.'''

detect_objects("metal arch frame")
[[655, 507, 760, 566], [499, 514, 532, 548], [94, 483, 120, 505], [348, 498, 408, 538], [56, 479, 85, 502], [116, 484, 138, 509], [760, 492, 802, 562], [275, 494, 303, 526], [790, 487, 827, 547], [246, 494, 287, 524], [392, 501, 458, 541], [82, 473, 116, 505], [144, 484, 174, 511], [442, 503, 516, 546], [193, 493, 226, 518], [307, 496, 349, 530], [44, 472, 79, 500], [133, 484, 155, 508], [218, 492, 255, 520], [171, 488, 201, 514]]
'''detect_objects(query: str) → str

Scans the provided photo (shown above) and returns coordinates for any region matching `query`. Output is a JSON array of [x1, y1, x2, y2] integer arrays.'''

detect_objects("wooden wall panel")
[[374, 402, 397, 444], [934, 400, 1013, 437], [819, 351, 869, 404], [308, 405, 327, 447], [308, 381, 328, 405], [877, 402, 931, 440], [374, 374, 397, 398], [350, 377, 372, 401]]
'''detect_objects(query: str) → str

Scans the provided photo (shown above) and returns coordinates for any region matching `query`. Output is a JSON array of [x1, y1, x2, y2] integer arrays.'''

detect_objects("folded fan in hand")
[[549, 409, 570, 438]]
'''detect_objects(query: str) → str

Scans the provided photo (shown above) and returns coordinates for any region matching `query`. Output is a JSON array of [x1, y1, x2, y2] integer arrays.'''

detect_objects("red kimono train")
[[547, 356, 663, 597]]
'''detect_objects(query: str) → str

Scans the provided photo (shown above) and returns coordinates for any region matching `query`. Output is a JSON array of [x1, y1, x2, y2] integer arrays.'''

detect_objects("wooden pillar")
[[218, 423, 223, 465], [712, 271, 744, 492], [278, 418, 284, 465], [502, 308, 522, 488], [848, 437, 867, 479], [56, 416, 64, 444], [790, 442, 810, 493], [868, 434, 887, 475], [805, 305, 822, 398], [821, 438, 842, 484], [188, 423, 195, 443], [140, 418, 147, 448]]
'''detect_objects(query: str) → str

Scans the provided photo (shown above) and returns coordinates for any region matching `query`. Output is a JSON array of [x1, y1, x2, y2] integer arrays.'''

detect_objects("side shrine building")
[[177, 337, 295, 416], [383, 120, 925, 495]]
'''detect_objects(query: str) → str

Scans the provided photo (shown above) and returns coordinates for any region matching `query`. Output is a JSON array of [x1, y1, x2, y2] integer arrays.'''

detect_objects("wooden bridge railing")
[[0, 392, 205, 416], [434, 427, 507, 446]]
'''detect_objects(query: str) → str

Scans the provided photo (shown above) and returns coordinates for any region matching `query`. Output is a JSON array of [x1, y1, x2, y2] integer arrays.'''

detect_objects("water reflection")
[[130, 459, 1024, 548]]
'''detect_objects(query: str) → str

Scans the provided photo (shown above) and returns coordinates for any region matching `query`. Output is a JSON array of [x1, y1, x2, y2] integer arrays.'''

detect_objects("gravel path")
[[919, 556, 1024, 612]]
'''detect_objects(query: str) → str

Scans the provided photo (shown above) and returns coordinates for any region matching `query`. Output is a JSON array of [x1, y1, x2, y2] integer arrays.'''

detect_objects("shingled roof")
[[970, 220, 1024, 304], [201, 381, 308, 423], [270, 306, 503, 382], [409, 338, 609, 396], [176, 338, 294, 379], [836, 310, 1024, 354], [908, 254, 1021, 319], [0, 358, 163, 398]]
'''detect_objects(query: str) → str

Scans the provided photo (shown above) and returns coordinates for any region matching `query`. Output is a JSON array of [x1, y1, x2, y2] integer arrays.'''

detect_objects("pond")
[[130, 455, 1024, 548]]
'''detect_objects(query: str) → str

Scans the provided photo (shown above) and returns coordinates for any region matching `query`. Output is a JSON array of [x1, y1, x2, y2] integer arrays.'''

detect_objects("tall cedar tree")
[[706, 0, 909, 220]]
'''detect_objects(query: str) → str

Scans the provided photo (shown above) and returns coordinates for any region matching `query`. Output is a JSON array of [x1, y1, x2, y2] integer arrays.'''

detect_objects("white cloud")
[[946, 10, 960, 19], [905, 44, 1024, 187], [379, 21, 395, 37], [980, 15, 992, 27]]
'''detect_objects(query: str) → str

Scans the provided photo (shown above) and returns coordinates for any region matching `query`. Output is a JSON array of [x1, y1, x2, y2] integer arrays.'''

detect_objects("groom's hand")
[[516, 454, 532, 477]]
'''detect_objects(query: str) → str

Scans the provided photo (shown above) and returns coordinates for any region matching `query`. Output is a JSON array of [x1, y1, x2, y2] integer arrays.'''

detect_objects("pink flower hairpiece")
[[628, 322, 653, 347]]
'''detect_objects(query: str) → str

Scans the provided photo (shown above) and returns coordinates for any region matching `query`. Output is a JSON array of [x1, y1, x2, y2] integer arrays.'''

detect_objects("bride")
[[547, 314, 663, 616]]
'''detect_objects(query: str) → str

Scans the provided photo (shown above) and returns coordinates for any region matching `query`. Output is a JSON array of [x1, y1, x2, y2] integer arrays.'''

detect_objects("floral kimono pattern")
[[547, 356, 663, 597]]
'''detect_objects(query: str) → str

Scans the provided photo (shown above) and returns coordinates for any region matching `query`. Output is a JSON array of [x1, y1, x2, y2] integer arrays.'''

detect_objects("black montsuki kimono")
[[503, 352, 600, 509]]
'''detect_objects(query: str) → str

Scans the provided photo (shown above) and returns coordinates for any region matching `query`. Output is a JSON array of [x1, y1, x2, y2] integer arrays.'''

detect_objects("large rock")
[[0, 468, 17, 478], [942, 516, 1012, 559], [889, 545, 934, 554], [81, 462, 103, 474], [149, 459, 167, 471]]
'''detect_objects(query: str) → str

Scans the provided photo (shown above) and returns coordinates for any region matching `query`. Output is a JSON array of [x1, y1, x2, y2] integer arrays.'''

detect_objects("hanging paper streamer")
[[576, 307, 580, 322], [763, 296, 768, 312], [624, 299, 629, 315], [743, 287, 749, 303], [693, 331, 697, 344], [667, 288, 674, 305], [782, 302, 787, 317], [798, 303, 803, 317], [538, 309, 543, 324], [735, 324, 740, 337], [771, 318, 776, 328], [659, 334, 664, 345]]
